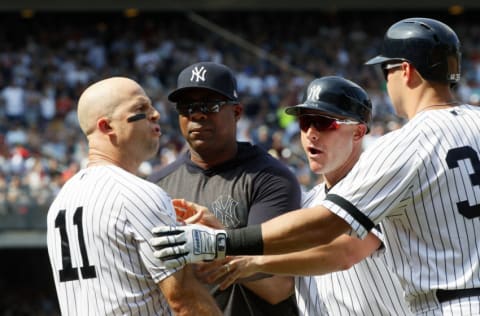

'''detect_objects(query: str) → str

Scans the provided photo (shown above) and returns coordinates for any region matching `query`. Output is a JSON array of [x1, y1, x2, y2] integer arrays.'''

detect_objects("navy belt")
[[436, 288, 480, 303]]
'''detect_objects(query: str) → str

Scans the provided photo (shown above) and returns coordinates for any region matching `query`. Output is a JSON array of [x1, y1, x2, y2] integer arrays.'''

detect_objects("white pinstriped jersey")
[[47, 165, 179, 316], [322, 105, 480, 314], [295, 185, 411, 316]]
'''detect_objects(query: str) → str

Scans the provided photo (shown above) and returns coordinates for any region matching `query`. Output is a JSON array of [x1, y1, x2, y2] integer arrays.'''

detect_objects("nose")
[[304, 125, 319, 141], [187, 109, 208, 120], [150, 108, 160, 122]]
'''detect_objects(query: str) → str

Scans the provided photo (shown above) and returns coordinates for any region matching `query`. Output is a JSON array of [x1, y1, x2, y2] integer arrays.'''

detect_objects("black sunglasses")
[[382, 62, 404, 81], [298, 115, 358, 132], [175, 100, 238, 116]]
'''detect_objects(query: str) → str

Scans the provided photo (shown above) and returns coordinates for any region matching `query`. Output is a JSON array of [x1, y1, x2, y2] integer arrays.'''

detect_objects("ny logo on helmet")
[[307, 85, 322, 101], [191, 66, 207, 82]]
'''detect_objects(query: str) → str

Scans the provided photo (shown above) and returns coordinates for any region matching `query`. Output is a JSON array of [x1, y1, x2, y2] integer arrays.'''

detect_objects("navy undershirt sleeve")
[[247, 163, 302, 225]]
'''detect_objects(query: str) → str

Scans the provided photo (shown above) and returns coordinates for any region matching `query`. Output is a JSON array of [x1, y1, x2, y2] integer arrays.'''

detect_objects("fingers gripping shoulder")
[[151, 224, 227, 269]]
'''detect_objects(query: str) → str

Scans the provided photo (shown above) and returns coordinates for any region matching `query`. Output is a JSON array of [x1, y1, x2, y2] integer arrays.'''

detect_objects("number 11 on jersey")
[[54, 207, 97, 282]]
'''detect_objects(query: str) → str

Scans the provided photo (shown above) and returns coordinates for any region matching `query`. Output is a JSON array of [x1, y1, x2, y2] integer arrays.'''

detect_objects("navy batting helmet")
[[365, 17, 461, 83], [285, 76, 372, 128]]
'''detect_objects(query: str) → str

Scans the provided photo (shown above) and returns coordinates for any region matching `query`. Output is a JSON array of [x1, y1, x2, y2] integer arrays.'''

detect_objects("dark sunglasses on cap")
[[298, 114, 358, 132], [382, 62, 404, 81], [175, 100, 238, 116]]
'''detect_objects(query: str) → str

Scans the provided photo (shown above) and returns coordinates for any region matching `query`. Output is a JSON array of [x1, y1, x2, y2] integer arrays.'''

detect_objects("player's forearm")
[[227, 206, 350, 255], [243, 234, 379, 277], [245, 244, 352, 276], [170, 292, 221, 316], [276, 233, 381, 275], [160, 267, 222, 316], [188, 291, 222, 316]]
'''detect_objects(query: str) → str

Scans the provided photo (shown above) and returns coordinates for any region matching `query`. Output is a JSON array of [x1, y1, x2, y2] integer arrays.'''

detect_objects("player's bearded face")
[[114, 101, 161, 160]]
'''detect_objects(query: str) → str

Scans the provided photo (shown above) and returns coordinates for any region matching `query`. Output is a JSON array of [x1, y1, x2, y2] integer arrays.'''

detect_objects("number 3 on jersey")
[[446, 146, 480, 219], [54, 207, 97, 282]]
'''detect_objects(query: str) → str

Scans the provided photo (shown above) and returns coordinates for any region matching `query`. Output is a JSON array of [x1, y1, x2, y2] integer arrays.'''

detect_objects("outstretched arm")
[[227, 205, 351, 255], [151, 205, 351, 267], [211, 232, 381, 290], [175, 198, 351, 256]]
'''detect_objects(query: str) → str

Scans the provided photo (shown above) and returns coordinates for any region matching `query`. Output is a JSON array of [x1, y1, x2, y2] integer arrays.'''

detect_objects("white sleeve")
[[124, 182, 181, 283], [368, 224, 386, 258]]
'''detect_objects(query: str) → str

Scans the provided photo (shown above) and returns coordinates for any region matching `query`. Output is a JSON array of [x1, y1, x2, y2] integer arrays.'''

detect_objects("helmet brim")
[[285, 105, 326, 116], [364, 55, 393, 65], [285, 101, 354, 119]]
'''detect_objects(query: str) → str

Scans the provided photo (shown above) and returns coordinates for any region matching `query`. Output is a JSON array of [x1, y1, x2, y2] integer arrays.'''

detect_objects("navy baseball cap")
[[168, 62, 239, 102]]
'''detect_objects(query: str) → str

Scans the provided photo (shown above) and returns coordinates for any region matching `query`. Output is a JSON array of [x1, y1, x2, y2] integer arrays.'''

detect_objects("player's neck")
[[324, 168, 350, 189], [416, 100, 459, 114], [412, 85, 458, 116], [189, 142, 238, 169], [87, 151, 138, 174]]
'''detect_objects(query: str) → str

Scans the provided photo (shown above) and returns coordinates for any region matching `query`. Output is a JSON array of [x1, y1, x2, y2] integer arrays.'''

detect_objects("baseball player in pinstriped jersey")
[[150, 18, 480, 315], [46, 77, 221, 315], [293, 81, 410, 316], [298, 189, 411, 316], [199, 76, 411, 315]]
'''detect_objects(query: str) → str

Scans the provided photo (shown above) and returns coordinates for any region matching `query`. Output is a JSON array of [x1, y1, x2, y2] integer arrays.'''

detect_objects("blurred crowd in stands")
[[2, 11, 480, 224], [0, 11, 480, 313]]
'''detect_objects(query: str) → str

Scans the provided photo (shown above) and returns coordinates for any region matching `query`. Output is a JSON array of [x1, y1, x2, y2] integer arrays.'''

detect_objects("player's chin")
[[145, 141, 160, 158], [188, 131, 214, 141], [308, 160, 326, 174], [187, 138, 215, 149]]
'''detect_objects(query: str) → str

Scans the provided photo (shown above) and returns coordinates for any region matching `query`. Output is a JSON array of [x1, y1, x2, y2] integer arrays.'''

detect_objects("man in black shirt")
[[149, 62, 301, 316]]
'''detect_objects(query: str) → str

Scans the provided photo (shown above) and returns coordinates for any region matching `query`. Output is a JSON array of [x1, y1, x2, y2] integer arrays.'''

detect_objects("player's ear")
[[405, 63, 422, 87], [353, 124, 367, 140], [233, 103, 243, 122], [98, 117, 113, 134]]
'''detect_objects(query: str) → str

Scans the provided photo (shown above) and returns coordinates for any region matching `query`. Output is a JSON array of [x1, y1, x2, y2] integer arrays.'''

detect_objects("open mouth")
[[153, 126, 161, 135], [308, 146, 322, 155]]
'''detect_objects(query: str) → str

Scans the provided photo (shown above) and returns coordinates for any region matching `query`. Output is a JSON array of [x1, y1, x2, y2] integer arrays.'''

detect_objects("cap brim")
[[168, 86, 236, 103]]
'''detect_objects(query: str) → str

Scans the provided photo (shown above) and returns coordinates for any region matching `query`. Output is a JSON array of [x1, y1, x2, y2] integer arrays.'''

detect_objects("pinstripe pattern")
[[295, 274, 324, 316], [323, 105, 480, 314], [47, 165, 178, 316], [296, 185, 411, 315]]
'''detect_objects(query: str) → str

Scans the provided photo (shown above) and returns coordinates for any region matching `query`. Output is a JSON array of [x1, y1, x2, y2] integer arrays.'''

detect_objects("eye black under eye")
[[127, 113, 147, 122]]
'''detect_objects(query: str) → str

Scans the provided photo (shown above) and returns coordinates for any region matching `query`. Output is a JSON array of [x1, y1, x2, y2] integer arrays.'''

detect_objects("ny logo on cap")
[[307, 85, 322, 101], [191, 66, 207, 82]]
